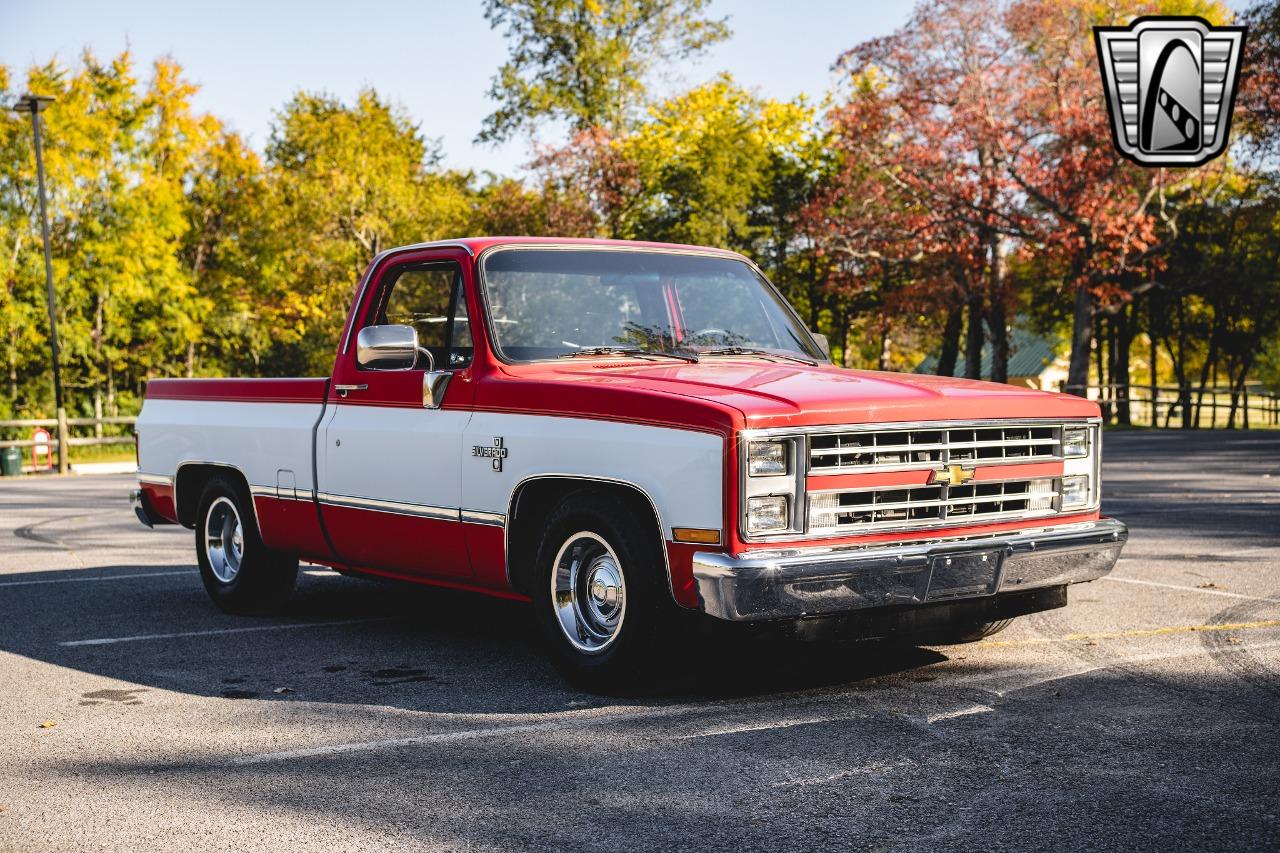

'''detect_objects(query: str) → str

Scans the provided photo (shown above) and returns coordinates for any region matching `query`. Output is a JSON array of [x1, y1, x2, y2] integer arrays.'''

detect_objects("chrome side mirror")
[[811, 332, 832, 361], [356, 324, 419, 370]]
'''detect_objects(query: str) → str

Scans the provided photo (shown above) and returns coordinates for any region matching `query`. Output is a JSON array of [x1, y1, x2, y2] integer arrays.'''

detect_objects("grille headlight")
[[747, 440, 788, 476], [1062, 425, 1090, 458], [1061, 475, 1090, 509], [746, 496, 789, 532]]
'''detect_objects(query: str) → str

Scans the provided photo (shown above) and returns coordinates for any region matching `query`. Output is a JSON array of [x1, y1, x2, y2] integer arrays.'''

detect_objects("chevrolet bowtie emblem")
[[931, 464, 975, 486]]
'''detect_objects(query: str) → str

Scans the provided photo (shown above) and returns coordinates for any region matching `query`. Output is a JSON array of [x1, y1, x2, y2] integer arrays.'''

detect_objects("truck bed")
[[136, 377, 331, 531]]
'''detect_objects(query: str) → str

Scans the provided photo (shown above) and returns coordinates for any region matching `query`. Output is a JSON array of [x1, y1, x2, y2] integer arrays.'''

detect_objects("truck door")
[[318, 255, 475, 578]]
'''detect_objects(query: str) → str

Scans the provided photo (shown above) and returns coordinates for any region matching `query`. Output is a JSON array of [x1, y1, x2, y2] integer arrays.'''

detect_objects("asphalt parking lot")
[[1, 430, 1278, 852]]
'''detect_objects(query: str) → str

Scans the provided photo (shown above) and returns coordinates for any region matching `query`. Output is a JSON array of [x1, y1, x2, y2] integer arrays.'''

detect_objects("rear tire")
[[532, 489, 683, 691], [195, 474, 297, 614]]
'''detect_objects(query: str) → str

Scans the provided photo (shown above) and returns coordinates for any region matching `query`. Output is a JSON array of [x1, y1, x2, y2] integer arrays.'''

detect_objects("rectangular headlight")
[[746, 495, 788, 532], [1061, 475, 1090, 509], [1062, 425, 1090, 458], [747, 440, 788, 476]]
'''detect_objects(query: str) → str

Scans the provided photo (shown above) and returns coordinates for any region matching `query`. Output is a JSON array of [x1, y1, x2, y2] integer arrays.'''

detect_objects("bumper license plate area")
[[926, 549, 1002, 602]]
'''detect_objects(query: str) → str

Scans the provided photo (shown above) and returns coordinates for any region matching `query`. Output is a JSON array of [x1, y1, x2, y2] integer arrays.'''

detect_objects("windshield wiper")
[[559, 346, 699, 363], [699, 347, 817, 366]]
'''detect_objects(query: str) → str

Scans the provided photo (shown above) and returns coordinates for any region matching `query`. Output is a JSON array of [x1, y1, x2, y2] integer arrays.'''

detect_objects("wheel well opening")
[[174, 464, 249, 528], [506, 478, 666, 599]]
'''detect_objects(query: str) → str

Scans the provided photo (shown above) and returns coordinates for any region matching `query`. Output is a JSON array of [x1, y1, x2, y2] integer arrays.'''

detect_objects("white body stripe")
[[462, 412, 723, 531], [137, 399, 322, 493], [138, 399, 724, 536], [319, 404, 472, 512]]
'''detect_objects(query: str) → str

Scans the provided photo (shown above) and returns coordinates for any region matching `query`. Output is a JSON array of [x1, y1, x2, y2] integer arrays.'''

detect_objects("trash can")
[[0, 446, 22, 477]]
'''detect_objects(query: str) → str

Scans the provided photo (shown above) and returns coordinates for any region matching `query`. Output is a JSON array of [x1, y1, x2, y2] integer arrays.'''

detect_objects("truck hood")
[[495, 359, 1099, 430]]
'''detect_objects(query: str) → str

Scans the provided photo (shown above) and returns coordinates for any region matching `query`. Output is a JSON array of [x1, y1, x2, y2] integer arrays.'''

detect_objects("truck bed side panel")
[[137, 384, 329, 557]]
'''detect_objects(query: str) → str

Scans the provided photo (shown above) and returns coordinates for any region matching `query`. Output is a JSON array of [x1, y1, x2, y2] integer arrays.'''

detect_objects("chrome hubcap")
[[205, 496, 244, 583], [551, 531, 626, 654]]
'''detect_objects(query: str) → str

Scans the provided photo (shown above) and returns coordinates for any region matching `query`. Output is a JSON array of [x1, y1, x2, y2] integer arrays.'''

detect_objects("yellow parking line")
[[978, 619, 1280, 648]]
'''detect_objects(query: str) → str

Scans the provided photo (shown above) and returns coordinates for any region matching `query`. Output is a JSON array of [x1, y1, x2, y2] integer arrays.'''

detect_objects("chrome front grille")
[[808, 477, 1059, 535], [809, 425, 1060, 474]]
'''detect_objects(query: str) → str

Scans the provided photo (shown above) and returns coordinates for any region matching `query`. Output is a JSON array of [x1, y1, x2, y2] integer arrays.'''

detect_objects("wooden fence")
[[0, 416, 136, 450], [1062, 384, 1280, 429]]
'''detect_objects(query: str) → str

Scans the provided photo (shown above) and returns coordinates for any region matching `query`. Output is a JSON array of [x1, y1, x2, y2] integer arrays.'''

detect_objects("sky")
[[1, 0, 918, 177]]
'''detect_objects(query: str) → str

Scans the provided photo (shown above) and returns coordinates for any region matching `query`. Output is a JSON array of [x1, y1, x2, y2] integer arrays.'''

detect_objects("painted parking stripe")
[[963, 638, 1280, 697], [225, 689, 972, 767], [230, 704, 720, 766], [1102, 575, 1280, 603], [977, 619, 1280, 647], [0, 570, 193, 587], [675, 714, 852, 740], [59, 617, 391, 647], [925, 703, 993, 724]]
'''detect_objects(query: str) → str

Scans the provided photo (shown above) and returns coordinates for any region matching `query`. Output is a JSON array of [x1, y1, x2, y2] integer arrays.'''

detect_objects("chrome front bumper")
[[692, 519, 1128, 622]]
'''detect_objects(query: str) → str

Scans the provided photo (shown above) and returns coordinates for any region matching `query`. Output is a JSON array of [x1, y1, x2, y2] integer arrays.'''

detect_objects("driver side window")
[[374, 262, 472, 369]]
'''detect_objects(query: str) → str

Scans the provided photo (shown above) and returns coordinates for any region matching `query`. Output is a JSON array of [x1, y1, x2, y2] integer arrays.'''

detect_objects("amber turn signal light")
[[672, 527, 721, 545]]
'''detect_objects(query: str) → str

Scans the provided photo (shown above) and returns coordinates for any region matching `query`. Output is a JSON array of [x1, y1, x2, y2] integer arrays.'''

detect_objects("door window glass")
[[373, 262, 472, 369]]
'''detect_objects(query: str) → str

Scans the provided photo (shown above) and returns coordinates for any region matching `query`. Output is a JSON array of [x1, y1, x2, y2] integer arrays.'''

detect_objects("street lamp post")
[[13, 94, 69, 474]]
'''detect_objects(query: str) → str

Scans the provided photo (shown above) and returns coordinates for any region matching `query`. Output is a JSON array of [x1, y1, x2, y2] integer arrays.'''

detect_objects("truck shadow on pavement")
[[3, 563, 948, 714], [17, 564, 1280, 853]]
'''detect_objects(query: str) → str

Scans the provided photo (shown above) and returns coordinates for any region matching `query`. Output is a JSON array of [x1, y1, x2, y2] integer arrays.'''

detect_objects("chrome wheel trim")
[[204, 496, 244, 584], [551, 531, 626, 654]]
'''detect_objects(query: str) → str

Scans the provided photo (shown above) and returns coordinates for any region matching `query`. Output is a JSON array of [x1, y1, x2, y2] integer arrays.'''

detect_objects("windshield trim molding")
[[474, 243, 827, 367]]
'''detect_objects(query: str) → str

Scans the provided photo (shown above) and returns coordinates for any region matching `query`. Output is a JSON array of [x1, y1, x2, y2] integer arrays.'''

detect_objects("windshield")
[[479, 248, 825, 363]]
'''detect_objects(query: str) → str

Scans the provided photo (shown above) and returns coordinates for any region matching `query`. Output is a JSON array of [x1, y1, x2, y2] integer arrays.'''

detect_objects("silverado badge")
[[471, 437, 509, 472], [930, 464, 976, 487]]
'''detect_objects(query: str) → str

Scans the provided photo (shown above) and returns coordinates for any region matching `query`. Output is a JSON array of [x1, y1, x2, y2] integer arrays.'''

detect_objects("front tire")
[[532, 489, 682, 691], [929, 618, 1016, 644], [195, 475, 297, 614]]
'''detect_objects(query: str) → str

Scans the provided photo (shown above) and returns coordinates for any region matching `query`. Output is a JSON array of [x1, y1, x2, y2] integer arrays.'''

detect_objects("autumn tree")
[[816, 0, 1029, 381], [1239, 0, 1280, 153], [998, 0, 1236, 397]]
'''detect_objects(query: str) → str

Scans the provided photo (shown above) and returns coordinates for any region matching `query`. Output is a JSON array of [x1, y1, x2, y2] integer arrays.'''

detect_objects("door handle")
[[335, 384, 368, 397]]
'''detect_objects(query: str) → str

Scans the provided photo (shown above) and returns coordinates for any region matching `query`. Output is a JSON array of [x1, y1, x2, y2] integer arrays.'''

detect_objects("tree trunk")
[[6, 341, 15, 405], [936, 304, 962, 377], [1193, 336, 1218, 430], [1148, 292, 1159, 427], [1174, 296, 1192, 428], [1114, 303, 1133, 426], [877, 321, 891, 371], [964, 293, 984, 380], [1226, 357, 1251, 429], [1094, 312, 1110, 423], [842, 304, 855, 369], [1065, 285, 1094, 397], [985, 230, 1008, 385], [986, 299, 1009, 385]]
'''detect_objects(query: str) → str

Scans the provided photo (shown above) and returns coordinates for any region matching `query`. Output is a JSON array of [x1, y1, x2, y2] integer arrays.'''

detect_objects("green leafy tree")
[[1, 52, 218, 423], [477, 0, 729, 143], [261, 89, 474, 372]]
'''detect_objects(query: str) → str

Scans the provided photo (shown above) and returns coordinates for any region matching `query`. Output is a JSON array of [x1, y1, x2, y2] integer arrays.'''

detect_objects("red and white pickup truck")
[[132, 237, 1127, 685]]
